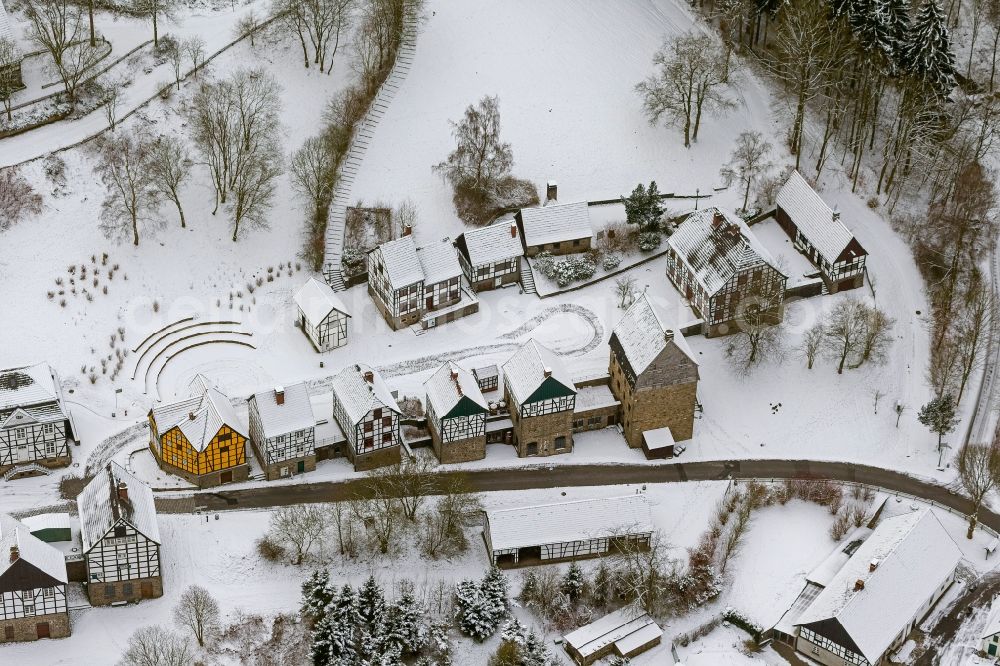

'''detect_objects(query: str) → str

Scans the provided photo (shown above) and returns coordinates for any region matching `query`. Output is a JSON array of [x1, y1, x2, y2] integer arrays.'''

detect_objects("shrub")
[[601, 253, 622, 271], [256, 535, 285, 562], [638, 232, 661, 251]]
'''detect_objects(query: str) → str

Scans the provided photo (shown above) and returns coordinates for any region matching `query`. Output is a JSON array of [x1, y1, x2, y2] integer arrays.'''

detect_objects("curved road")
[[166, 459, 1000, 532]]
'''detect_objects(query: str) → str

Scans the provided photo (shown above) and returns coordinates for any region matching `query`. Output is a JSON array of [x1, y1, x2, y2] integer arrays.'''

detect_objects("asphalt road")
[[164, 459, 1000, 533]]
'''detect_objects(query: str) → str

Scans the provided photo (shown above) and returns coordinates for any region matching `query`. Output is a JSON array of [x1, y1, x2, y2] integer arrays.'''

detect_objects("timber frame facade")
[[0, 363, 77, 476], [248, 384, 317, 481], [0, 516, 70, 643], [330, 365, 402, 471]]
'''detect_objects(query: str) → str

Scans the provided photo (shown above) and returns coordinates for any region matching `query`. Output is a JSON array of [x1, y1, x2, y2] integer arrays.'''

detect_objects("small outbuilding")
[[515, 201, 594, 256], [563, 604, 663, 665], [20, 514, 72, 544], [981, 599, 1000, 657], [641, 427, 675, 459], [294, 277, 351, 352]]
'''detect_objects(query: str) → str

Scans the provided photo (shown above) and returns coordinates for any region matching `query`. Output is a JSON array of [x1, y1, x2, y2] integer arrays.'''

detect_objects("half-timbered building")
[[455, 220, 524, 292], [515, 201, 594, 256], [501, 339, 577, 457], [666, 207, 787, 337], [148, 376, 249, 488], [609, 294, 700, 450], [0, 1, 24, 91], [248, 383, 317, 480], [424, 362, 488, 464], [775, 170, 868, 293], [78, 462, 162, 606], [330, 364, 402, 471], [0, 514, 69, 642], [0, 362, 77, 477], [294, 277, 351, 351]]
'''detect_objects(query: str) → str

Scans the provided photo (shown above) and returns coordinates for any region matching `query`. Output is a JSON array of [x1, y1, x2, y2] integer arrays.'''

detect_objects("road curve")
[[164, 459, 1000, 532]]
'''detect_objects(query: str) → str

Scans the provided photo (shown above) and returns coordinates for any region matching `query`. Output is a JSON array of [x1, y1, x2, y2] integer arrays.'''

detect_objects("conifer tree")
[[386, 582, 428, 655], [901, 0, 956, 94], [301, 570, 333, 627], [521, 630, 554, 666], [561, 562, 585, 603]]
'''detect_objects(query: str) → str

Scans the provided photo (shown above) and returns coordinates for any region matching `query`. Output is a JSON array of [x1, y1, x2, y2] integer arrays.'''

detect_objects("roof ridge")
[[491, 494, 645, 513]]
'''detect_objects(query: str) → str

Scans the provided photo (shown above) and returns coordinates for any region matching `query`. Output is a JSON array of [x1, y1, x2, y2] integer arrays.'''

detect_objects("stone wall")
[[0, 612, 70, 642], [87, 576, 163, 606], [260, 454, 317, 481], [428, 420, 486, 463], [348, 444, 401, 471], [513, 410, 573, 457]]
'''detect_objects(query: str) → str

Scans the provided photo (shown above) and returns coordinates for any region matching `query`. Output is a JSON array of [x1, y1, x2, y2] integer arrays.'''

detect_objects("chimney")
[[869, 558, 879, 572], [188, 412, 196, 421], [117, 481, 129, 503], [854, 579, 865, 591], [402, 224, 412, 237], [832, 205, 841, 223], [543, 366, 552, 378], [546, 180, 558, 202], [450, 368, 459, 381], [275, 386, 285, 406], [363, 370, 374, 384], [510, 220, 518, 238], [712, 210, 725, 230], [9, 546, 18, 564], [664, 329, 674, 342]]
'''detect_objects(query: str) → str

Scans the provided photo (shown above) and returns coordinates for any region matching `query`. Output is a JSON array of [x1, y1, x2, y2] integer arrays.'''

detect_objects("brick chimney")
[[869, 558, 879, 572], [546, 180, 558, 203], [712, 210, 725, 230], [664, 329, 674, 342], [9, 546, 18, 563], [117, 481, 129, 503], [832, 205, 841, 223], [543, 366, 552, 378], [510, 220, 518, 238], [275, 386, 285, 406], [188, 412, 196, 421], [363, 370, 374, 384], [402, 224, 413, 237], [854, 579, 865, 591]]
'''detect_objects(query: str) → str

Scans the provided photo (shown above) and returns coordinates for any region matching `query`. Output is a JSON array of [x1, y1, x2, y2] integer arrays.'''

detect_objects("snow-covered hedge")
[[341, 245, 367, 277], [535, 251, 598, 287], [722, 608, 763, 640], [601, 253, 622, 270], [638, 232, 661, 251]]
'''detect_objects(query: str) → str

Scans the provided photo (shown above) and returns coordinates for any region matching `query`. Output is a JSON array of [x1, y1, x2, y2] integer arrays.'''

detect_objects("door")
[[297, 460, 305, 474], [494, 277, 502, 288], [36, 623, 50, 639], [426, 296, 434, 310], [990, 643, 998, 656], [220, 470, 233, 484], [140, 581, 154, 598]]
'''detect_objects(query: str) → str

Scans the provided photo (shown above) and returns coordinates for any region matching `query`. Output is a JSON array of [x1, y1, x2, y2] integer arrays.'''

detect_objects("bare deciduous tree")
[[95, 131, 160, 246], [353, 0, 420, 84], [718, 501, 752, 574], [328, 500, 358, 557], [134, 0, 177, 47], [185, 37, 206, 78], [800, 323, 824, 369], [823, 298, 867, 374], [0, 38, 18, 121], [0, 168, 43, 231], [275, 0, 355, 72], [119, 625, 193, 666], [57, 41, 105, 103], [165, 39, 184, 89], [857, 306, 896, 367], [24, 0, 82, 69], [291, 134, 337, 238], [955, 441, 1000, 539], [231, 141, 281, 241], [608, 530, 673, 615], [956, 277, 995, 402], [268, 503, 327, 564], [173, 584, 220, 647], [433, 95, 513, 192], [351, 482, 399, 555], [636, 32, 734, 148], [148, 135, 192, 228], [720, 130, 773, 211], [725, 277, 785, 374], [614, 275, 637, 309], [99, 76, 123, 131], [421, 475, 482, 558]]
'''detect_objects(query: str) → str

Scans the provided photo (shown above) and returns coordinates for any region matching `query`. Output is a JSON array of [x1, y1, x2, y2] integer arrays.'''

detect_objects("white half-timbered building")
[[515, 201, 594, 256], [0, 514, 69, 642], [424, 362, 489, 463], [330, 364, 402, 471], [502, 339, 577, 457], [417, 237, 463, 310], [455, 220, 524, 292], [77, 462, 162, 606], [248, 383, 317, 480], [0, 362, 77, 475], [294, 277, 351, 351]]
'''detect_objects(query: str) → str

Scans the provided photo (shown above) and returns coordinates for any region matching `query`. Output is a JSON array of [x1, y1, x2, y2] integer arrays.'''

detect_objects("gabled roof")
[[0, 1, 21, 59], [610, 293, 697, 377], [0, 514, 67, 588], [250, 382, 317, 439], [501, 339, 576, 406], [294, 277, 351, 326], [458, 221, 524, 267], [668, 207, 782, 295], [796, 510, 961, 664], [416, 237, 462, 285], [982, 600, 1000, 640], [424, 362, 488, 419], [331, 363, 401, 426], [486, 494, 654, 551], [78, 462, 160, 553], [518, 201, 593, 248], [151, 379, 245, 452], [374, 235, 424, 290], [0, 362, 61, 411], [776, 171, 864, 265]]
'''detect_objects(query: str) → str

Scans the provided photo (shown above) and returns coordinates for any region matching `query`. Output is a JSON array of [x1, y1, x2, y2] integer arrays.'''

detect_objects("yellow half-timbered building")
[[148, 376, 249, 488]]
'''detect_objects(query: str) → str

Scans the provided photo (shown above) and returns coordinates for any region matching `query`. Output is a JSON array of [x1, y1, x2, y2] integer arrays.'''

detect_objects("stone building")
[[501, 339, 577, 457], [455, 220, 524, 292], [0, 362, 78, 477], [0, 514, 69, 642], [608, 293, 699, 450], [248, 383, 317, 480], [515, 201, 594, 256], [330, 364, 402, 471], [293, 277, 351, 352], [77, 462, 162, 606], [424, 362, 488, 464]]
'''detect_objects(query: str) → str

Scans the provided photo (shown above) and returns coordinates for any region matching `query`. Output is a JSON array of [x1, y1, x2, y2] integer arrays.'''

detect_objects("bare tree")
[[421, 475, 482, 558], [134, 0, 177, 47], [165, 39, 184, 89], [351, 481, 399, 555], [173, 585, 220, 647], [718, 501, 752, 574], [800, 323, 823, 369], [353, 0, 419, 84], [725, 275, 785, 374], [268, 504, 327, 564], [394, 198, 419, 236], [823, 298, 867, 374], [328, 500, 358, 557], [275, 0, 355, 72], [608, 530, 673, 615], [856, 306, 896, 367], [720, 131, 773, 211], [148, 135, 192, 228], [95, 131, 160, 246], [119, 625, 194, 666], [956, 277, 995, 403], [99, 76, 124, 131], [0, 38, 18, 121], [636, 32, 733, 148], [185, 37, 206, 78], [433, 95, 513, 192], [872, 389, 885, 414], [56, 40, 105, 103], [929, 331, 962, 398], [291, 133, 337, 238], [955, 442, 1000, 538], [23, 0, 82, 69], [614, 275, 637, 308], [230, 141, 281, 241], [0, 168, 43, 231], [895, 402, 906, 428], [236, 9, 261, 48]]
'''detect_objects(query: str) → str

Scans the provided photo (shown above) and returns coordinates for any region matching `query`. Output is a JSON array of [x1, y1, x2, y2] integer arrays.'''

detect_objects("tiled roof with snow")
[[776, 170, 861, 264], [416, 237, 462, 285], [563, 605, 660, 660], [486, 494, 654, 551], [424, 362, 488, 418], [668, 207, 782, 295], [460, 221, 524, 266], [331, 363, 400, 426], [796, 510, 961, 664], [0, 403, 68, 429], [294, 277, 350, 326], [0, 1, 21, 58], [982, 600, 1000, 639], [375, 235, 424, 290], [518, 201, 593, 248], [0, 514, 67, 585], [0, 362, 60, 411], [78, 462, 160, 553], [501, 339, 576, 406], [21, 513, 71, 534], [151, 379, 245, 452], [610, 293, 697, 376], [250, 382, 317, 439]]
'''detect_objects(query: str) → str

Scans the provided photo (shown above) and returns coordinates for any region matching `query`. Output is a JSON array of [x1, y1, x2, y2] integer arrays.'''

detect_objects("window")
[[123, 584, 133, 597], [105, 585, 114, 598], [364, 421, 374, 433], [382, 432, 393, 443], [382, 416, 392, 427], [573, 239, 581, 247], [114, 525, 126, 538], [42, 424, 54, 434], [364, 437, 374, 449], [42, 588, 54, 599], [555, 436, 567, 450], [15, 427, 26, 439], [220, 446, 230, 454], [373, 408, 382, 419], [276, 435, 286, 444], [22, 603, 34, 615], [45, 440, 56, 456]]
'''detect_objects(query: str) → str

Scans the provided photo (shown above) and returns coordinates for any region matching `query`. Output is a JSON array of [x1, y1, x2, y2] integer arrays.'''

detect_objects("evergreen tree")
[[455, 579, 495, 641], [386, 582, 428, 655], [883, 0, 911, 70], [301, 569, 334, 627], [358, 576, 387, 631], [500, 617, 527, 645], [482, 567, 510, 624], [917, 393, 959, 450], [560, 562, 585, 603], [488, 641, 522, 666], [901, 0, 956, 94], [521, 630, 554, 666], [591, 561, 612, 608], [621, 181, 665, 232], [519, 571, 538, 604]]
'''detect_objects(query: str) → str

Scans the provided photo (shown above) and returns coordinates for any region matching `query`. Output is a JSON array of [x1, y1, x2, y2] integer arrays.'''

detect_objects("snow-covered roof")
[[0, 1, 21, 59], [424, 362, 488, 419], [376, 235, 424, 289], [643, 427, 675, 451], [486, 494, 654, 552], [416, 237, 462, 285], [78, 462, 160, 553], [610, 293, 697, 376], [330, 363, 400, 426], [459, 221, 524, 266], [982, 600, 1000, 640], [518, 201, 593, 248], [0, 362, 61, 411], [151, 378, 245, 452], [776, 171, 862, 265], [250, 382, 316, 439], [0, 514, 67, 586], [668, 207, 782, 295], [294, 277, 351, 326], [21, 513, 71, 535], [563, 604, 660, 660], [796, 510, 961, 664], [573, 384, 619, 413], [501, 339, 576, 406]]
